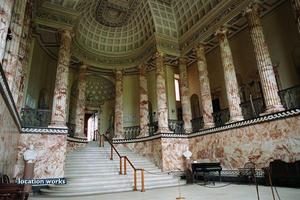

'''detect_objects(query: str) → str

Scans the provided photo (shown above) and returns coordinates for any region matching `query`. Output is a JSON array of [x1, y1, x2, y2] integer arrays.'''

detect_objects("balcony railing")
[[20, 108, 51, 127], [20, 85, 300, 136], [124, 126, 140, 139]]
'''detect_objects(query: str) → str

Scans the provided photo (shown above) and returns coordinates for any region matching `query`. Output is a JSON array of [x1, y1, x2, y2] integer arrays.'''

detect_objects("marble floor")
[[31, 183, 300, 200]]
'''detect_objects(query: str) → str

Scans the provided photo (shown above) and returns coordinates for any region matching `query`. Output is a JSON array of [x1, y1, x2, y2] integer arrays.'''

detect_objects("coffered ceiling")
[[33, 0, 286, 71]]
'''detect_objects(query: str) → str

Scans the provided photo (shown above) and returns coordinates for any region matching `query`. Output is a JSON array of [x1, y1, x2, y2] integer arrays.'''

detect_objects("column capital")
[[79, 63, 88, 70], [243, 2, 261, 16], [153, 51, 165, 59], [193, 44, 206, 60], [178, 56, 188, 65], [215, 27, 229, 39], [115, 69, 123, 81], [138, 63, 147, 75], [59, 29, 74, 39]]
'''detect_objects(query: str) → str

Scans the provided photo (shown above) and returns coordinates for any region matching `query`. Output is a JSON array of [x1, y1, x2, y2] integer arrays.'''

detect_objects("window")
[[174, 74, 180, 101]]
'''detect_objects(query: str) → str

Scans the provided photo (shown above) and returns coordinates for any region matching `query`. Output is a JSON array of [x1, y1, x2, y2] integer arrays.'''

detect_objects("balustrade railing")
[[124, 126, 140, 139], [168, 119, 184, 133], [191, 117, 204, 132], [279, 85, 300, 109], [20, 108, 51, 127]]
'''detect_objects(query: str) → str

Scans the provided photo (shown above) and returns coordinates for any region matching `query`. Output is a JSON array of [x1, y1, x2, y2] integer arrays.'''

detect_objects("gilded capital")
[[244, 2, 261, 17], [178, 56, 188, 65], [193, 44, 205, 59]]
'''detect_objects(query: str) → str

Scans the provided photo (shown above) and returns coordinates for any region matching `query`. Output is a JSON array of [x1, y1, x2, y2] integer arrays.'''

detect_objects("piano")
[[191, 161, 222, 183]]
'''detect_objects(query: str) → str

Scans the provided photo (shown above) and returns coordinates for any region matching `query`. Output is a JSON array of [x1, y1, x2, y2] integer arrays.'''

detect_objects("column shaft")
[[291, 0, 300, 34], [114, 70, 124, 138], [178, 57, 192, 133], [139, 65, 149, 137], [74, 65, 87, 137], [2, 0, 27, 102], [155, 52, 171, 133], [216, 28, 244, 122], [245, 4, 284, 114], [50, 30, 72, 128], [0, 0, 14, 62], [16, 0, 33, 111], [194, 45, 215, 128]]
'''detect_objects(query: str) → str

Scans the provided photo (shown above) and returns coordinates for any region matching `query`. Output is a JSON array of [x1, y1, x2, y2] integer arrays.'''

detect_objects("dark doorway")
[[212, 98, 221, 112]]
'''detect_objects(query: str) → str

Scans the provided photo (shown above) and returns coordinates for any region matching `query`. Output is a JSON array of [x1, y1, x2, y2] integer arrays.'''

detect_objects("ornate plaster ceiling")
[[34, 0, 286, 70]]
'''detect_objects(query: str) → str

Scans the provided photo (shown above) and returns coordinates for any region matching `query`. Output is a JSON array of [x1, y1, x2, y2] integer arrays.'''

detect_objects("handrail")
[[94, 130, 145, 192], [95, 130, 123, 175]]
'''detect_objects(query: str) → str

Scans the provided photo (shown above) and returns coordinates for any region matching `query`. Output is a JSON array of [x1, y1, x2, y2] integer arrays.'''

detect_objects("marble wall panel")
[[189, 115, 300, 169], [15, 134, 67, 179], [0, 94, 20, 179], [161, 138, 189, 171], [119, 138, 163, 169], [67, 141, 87, 153]]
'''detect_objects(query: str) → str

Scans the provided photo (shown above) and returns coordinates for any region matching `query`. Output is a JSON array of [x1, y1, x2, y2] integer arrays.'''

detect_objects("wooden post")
[[119, 157, 123, 175], [133, 170, 137, 191], [141, 169, 145, 192], [124, 157, 127, 175]]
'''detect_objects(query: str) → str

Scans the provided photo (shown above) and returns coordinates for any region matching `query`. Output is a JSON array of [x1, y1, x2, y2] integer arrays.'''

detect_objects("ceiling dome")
[[74, 0, 155, 56]]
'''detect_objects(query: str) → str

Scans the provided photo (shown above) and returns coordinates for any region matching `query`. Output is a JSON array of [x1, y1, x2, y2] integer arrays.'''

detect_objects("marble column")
[[216, 27, 244, 122], [49, 29, 73, 128], [139, 64, 149, 137], [0, 0, 14, 62], [74, 65, 87, 137], [178, 57, 192, 133], [155, 52, 171, 133], [2, 0, 27, 102], [245, 4, 284, 114], [114, 70, 124, 138], [16, 0, 33, 111], [194, 45, 215, 128], [290, 0, 300, 34]]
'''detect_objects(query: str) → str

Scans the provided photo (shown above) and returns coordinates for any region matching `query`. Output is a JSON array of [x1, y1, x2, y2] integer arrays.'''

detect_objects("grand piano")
[[191, 161, 222, 183]]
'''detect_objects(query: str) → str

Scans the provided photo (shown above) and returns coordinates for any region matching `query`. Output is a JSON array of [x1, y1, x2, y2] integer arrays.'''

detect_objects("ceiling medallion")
[[95, 0, 139, 27]]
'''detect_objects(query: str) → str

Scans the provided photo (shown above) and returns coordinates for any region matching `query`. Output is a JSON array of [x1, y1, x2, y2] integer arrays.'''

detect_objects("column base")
[[203, 122, 215, 129], [260, 105, 285, 116], [184, 128, 193, 134], [156, 127, 173, 134], [226, 116, 244, 124]]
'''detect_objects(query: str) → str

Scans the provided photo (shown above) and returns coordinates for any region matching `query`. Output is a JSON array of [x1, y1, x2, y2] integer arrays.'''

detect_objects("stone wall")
[[0, 94, 20, 179], [120, 138, 163, 169], [189, 115, 300, 169], [161, 138, 189, 171], [67, 140, 87, 153], [15, 134, 67, 179]]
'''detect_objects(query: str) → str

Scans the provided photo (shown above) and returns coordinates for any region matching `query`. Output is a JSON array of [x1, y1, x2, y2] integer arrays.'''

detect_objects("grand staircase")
[[40, 141, 183, 196]]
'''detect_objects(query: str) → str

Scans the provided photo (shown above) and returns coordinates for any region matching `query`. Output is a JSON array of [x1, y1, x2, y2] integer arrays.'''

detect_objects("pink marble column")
[[178, 57, 192, 133], [74, 64, 87, 137], [0, 0, 14, 62], [194, 44, 215, 128], [2, 0, 27, 102], [139, 64, 149, 137], [290, 0, 300, 34], [155, 52, 171, 133], [216, 27, 244, 122], [49, 29, 73, 128], [114, 70, 124, 138], [245, 4, 284, 114], [16, 0, 33, 111]]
